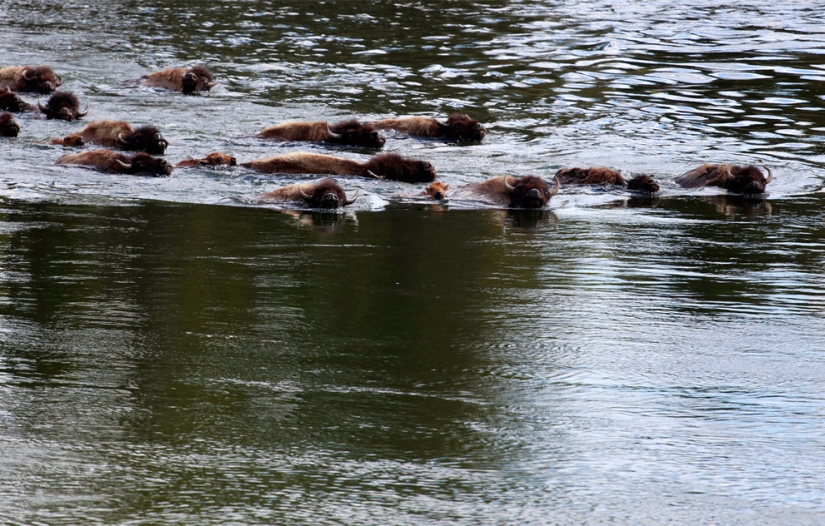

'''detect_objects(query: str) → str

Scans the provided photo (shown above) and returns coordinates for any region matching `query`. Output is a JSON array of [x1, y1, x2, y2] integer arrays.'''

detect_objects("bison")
[[56, 149, 172, 176], [139, 65, 218, 93], [257, 119, 385, 148], [1, 112, 20, 137], [38, 91, 87, 121], [0, 66, 62, 93], [175, 152, 237, 167], [75, 120, 167, 154], [369, 113, 486, 142], [422, 181, 450, 200], [675, 163, 774, 194], [255, 178, 359, 209], [241, 152, 436, 182], [0, 87, 36, 112], [50, 133, 84, 147], [452, 175, 559, 208], [555, 166, 660, 193]]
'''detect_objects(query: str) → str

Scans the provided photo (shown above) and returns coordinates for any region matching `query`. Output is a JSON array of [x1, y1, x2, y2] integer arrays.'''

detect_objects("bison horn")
[[38, 101, 48, 113], [548, 176, 560, 197], [299, 185, 314, 201], [117, 132, 129, 145], [76, 105, 88, 117], [22, 69, 31, 81], [502, 175, 516, 194], [344, 190, 360, 206], [55, 74, 63, 87], [115, 159, 133, 170], [206, 79, 218, 88], [763, 165, 774, 185], [365, 170, 384, 179], [325, 121, 342, 140]]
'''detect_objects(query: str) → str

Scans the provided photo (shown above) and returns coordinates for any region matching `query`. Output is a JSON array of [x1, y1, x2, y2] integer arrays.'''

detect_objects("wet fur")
[[1, 112, 20, 137], [255, 178, 356, 209], [139, 65, 217, 92], [676, 163, 772, 194], [258, 119, 385, 148], [56, 149, 172, 176], [77, 120, 167, 153], [422, 181, 450, 200], [242, 151, 436, 182], [175, 152, 237, 167], [50, 134, 84, 146], [0, 66, 60, 93], [39, 91, 85, 121], [453, 175, 558, 208], [556, 167, 660, 193], [369, 113, 486, 141], [0, 89, 36, 112]]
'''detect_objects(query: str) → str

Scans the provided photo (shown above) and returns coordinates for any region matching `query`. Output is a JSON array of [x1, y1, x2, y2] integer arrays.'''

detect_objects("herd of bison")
[[1, 64, 775, 210]]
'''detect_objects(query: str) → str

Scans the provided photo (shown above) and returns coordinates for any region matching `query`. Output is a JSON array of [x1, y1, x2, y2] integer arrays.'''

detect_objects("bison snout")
[[474, 124, 486, 139], [38, 81, 54, 94], [321, 193, 340, 208], [744, 181, 765, 194], [229, 156, 237, 166]]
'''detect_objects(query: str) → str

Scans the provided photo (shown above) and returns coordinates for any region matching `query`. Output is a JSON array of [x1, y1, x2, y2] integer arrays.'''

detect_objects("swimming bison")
[[675, 163, 774, 194], [255, 178, 359, 209], [369, 114, 486, 142], [241, 152, 436, 182], [139, 66, 218, 93], [257, 119, 385, 148], [74, 120, 168, 154], [0, 66, 62, 93], [452, 175, 559, 208], [0, 87, 36, 112], [555, 166, 660, 193], [38, 91, 87, 121], [1, 112, 20, 137], [175, 152, 237, 167], [50, 134, 84, 146], [56, 149, 172, 176]]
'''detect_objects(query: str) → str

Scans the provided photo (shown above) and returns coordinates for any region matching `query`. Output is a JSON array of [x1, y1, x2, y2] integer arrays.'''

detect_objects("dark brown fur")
[[0, 66, 62, 93], [56, 149, 172, 176], [38, 91, 87, 121], [139, 65, 217, 93], [50, 134, 84, 146], [556, 166, 660, 193], [255, 178, 358, 209], [241, 151, 436, 182], [0, 88, 36, 112], [675, 163, 773, 194], [258, 119, 385, 148], [175, 152, 237, 167], [453, 175, 559, 208], [76, 120, 167, 154], [1, 112, 20, 137], [369, 113, 486, 141]]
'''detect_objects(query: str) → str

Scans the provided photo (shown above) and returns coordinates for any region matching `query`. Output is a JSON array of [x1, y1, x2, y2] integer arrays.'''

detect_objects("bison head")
[[299, 179, 358, 209], [200, 152, 237, 166], [38, 91, 87, 121], [626, 175, 660, 193], [60, 133, 84, 146], [1, 112, 20, 137], [503, 175, 559, 208], [117, 152, 173, 176], [21, 66, 62, 94], [445, 113, 486, 142], [722, 165, 774, 194], [555, 166, 626, 186], [182, 65, 218, 93], [364, 153, 436, 182], [0, 88, 30, 112], [424, 181, 450, 200], [117, 125, 168, 154], [326, 119, 385, 148]]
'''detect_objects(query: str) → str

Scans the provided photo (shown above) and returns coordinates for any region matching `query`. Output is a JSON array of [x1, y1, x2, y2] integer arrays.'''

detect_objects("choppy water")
[[2, 1, 825, 524]]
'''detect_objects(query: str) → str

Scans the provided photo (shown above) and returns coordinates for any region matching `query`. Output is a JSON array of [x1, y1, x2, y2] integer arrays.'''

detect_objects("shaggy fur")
[[675, 163, 774, 194], [39, 91, 87, 121], [0, 66, 62, 93], [175, 152, 237, 167], [258, 119, 385, 148], [50, 134, 84, 146], [77, 120, 167, 153], [139, 65, 217, 92], [452, 175, 559, 208], [369, 113, 486, 141], [0, 88, 36, 112], [255, 178, 358, 209], [556, 166, 660, 193], [1, 112, 20, 137], [241, 151, 436, 182], [56, 149, 172, 176]]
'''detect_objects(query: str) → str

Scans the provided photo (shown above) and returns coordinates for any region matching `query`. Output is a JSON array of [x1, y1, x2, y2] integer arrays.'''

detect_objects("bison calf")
[[175, 152, 237, 167], [56, 149, 172, 176], [675, 163, 774, 194], [258, 119, 385, 148], [241, 152, 436, 183], [139, 66, 218, 93], [38, 91, 87, 121], [1, 112, 20, 137], [452, 175, 559, 208], [255, 178, 359, 209], [50, 134, 84, 147], [556, 166, 660, 193], [0, 66, 62, 94], [75, 120, 168, 154], [369, 113, 486, 142]]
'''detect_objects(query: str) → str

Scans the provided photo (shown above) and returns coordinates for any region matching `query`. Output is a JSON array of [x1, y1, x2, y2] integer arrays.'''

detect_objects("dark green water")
[[2, 1, 825, 524]]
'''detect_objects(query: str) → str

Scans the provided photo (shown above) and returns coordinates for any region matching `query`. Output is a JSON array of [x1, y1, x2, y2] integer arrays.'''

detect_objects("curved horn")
[[38, 101, 48, 113], [502, 175, 516, 194], [763, 165, 774, 185], [325, 121, 342, 140], [344, 190, 360, 206], [365, 170, 384, 179], [299, 185, 314, 201], [548, 176, 560, 197], [21, 69, 31, 81], [76, 105, 88, 117], [115, 159, 133, 170], [206, 79, 218, 88], [54, 74, 63, 87], [117, 132, 129, 145]]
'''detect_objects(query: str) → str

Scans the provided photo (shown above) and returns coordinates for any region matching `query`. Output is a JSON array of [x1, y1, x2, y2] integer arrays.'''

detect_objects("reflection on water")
[[2, 0, 825, 524]]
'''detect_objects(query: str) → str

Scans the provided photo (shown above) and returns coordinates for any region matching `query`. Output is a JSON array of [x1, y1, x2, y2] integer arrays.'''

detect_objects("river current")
[[2, 1, 825, 524]]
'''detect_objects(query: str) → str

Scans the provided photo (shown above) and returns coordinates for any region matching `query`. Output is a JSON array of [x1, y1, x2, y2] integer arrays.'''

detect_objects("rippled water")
[[2, 1, 825, 524]]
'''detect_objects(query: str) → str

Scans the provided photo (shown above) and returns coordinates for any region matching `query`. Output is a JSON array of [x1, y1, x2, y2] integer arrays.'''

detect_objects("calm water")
[[2, 1, 825, 524]]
